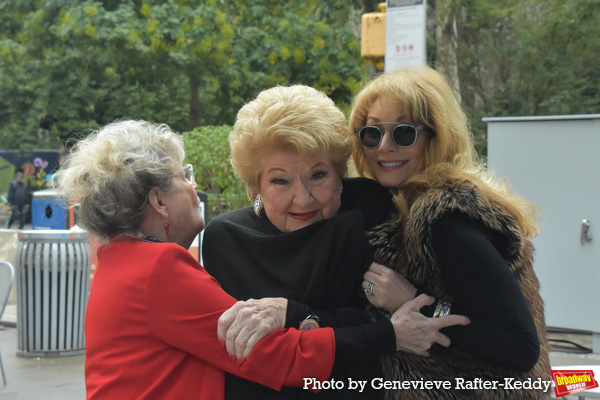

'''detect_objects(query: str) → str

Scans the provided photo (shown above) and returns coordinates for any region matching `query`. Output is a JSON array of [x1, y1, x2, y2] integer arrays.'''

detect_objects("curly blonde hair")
[[349, 66, 538, 238], [56, 120, 184, 239], [230, 85, 353, 200]]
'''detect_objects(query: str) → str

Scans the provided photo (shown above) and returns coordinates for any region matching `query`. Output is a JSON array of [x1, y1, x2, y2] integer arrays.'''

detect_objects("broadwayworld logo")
[[551, 369, 599, 398]]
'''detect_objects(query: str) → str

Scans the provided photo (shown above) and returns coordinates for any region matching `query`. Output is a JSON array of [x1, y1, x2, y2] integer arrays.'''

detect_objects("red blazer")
[[85, 239, 334, 399]]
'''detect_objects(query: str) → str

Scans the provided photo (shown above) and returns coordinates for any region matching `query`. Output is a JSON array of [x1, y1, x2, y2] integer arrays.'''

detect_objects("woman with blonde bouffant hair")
[[230, 84, 353, 202]]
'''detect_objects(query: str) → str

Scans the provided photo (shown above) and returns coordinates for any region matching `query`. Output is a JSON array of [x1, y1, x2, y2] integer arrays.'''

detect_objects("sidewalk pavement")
[[0, 305, 85, 399]]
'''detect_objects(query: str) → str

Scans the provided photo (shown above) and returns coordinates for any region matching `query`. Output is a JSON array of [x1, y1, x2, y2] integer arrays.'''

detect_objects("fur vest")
[[369, 183, 550, 400]]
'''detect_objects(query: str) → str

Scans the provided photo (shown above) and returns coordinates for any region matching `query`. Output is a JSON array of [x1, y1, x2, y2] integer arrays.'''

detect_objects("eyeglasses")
[[176, 164, 195, 184], [354, 122, 427, 149]]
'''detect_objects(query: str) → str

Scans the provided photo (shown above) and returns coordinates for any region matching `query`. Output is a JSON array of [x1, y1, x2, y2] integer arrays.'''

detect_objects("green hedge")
[[183, 126, 250, 221]]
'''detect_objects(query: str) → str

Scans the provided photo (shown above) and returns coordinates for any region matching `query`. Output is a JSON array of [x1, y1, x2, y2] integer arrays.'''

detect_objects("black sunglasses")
[[354, 122, 427, 149]]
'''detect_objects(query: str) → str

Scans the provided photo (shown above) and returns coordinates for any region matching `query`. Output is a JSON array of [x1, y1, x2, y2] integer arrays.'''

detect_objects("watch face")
[[299, 318, 319, 331]]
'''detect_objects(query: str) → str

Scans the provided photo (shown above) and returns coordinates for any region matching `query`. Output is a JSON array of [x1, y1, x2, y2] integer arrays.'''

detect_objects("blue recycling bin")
[[31, 189, 68, 230]]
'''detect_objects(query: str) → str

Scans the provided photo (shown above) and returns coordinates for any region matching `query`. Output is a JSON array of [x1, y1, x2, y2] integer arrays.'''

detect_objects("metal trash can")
[[15, 229, 91, 357]]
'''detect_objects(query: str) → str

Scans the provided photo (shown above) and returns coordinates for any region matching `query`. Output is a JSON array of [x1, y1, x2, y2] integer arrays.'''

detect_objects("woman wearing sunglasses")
[[202, 84, 470, 400], [349, 66, 551, 399]]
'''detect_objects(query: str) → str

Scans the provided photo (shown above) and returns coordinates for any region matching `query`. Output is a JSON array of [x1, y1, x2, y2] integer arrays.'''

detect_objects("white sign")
[[385, 0, 427, 72]]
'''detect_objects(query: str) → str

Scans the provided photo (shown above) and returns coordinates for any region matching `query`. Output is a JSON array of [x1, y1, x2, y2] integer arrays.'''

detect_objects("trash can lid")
[[32, 188, 64, 199], [18, 229, 90, 241]]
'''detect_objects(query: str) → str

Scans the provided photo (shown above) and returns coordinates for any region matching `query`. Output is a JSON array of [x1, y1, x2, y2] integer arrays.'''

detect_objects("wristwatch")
[[299, 314, 320, 331]]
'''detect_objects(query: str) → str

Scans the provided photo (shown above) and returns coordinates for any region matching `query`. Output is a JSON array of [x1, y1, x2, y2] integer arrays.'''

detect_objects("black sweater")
[[202, 178, 395, 400]]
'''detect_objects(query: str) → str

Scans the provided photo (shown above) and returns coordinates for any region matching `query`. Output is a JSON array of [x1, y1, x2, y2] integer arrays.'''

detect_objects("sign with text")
[[551, 369, 599, 398], [384, 0, 427, 72]]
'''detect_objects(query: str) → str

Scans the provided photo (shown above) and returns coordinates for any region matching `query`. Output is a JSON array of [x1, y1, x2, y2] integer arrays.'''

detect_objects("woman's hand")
[[363, 262, 417, 312], [390, 294, 470, 356], [217, 298, 287, 360]]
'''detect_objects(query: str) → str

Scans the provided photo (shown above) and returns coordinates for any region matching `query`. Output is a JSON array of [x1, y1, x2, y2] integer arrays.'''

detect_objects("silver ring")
[[364, 281, 375, 296]]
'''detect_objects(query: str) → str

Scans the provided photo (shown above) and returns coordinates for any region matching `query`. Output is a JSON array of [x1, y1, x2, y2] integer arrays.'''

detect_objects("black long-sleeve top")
[[431, 211, 540, 370]]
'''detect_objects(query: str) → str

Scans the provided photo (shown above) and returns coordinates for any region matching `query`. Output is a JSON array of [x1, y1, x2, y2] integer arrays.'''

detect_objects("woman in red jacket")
[[56, 119, 468, 400]]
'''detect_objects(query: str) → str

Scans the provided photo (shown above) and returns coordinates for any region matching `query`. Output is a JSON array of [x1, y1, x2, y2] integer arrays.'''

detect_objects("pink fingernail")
[[237, 357, 246, 365], [219, 340, 225, 349]]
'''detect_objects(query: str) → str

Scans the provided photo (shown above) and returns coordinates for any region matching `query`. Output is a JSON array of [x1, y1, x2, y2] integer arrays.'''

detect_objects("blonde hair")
[[56, 120, 184, 239], [230, 85, 353, 200], [349, 66, 538, 238]]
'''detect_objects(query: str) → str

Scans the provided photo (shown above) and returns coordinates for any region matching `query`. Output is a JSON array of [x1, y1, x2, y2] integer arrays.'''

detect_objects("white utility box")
[[485, 114, 600, 353]]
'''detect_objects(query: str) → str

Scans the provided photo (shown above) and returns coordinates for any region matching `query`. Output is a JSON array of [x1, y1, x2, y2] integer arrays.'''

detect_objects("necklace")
[[140, 235, 165, 243]]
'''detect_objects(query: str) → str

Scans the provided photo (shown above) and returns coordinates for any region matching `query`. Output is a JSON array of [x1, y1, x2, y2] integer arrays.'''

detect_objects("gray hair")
[[56, 120, 184, 239]]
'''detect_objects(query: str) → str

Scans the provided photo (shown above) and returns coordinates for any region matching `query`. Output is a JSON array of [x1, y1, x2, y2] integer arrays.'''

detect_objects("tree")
[[429, 0, 600, 145], [0, 0, 369, 149], [183, 125, 248, 220], [5, 0, 597, 153]]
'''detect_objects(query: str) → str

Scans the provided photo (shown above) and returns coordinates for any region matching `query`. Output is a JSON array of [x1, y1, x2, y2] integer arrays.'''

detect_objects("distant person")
[[7, 171, 29, 229]]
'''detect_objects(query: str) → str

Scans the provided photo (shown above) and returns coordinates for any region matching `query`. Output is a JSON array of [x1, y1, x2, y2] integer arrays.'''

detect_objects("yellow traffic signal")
[[360, 3, 386, 69]]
